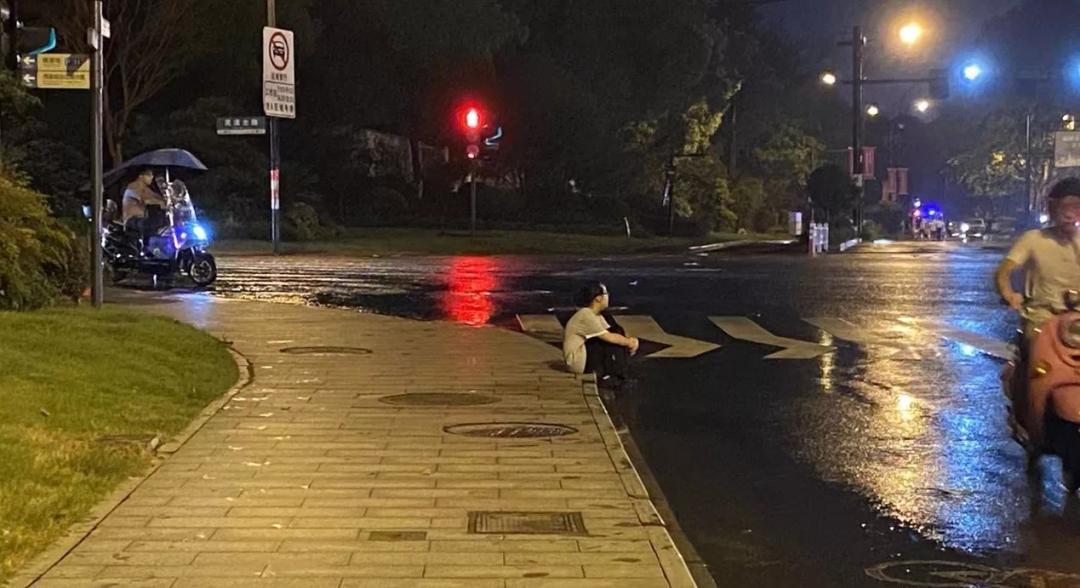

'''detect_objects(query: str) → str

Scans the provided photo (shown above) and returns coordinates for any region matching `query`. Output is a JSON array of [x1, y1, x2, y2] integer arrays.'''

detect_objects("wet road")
[[206, 242, 1080, 587]]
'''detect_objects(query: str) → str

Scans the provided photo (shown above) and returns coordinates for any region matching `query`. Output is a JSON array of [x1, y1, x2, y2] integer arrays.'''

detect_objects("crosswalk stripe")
[[516, 314, 563, 344], [618, 316, 722, 358], [804, 317, 923, 360], [709, 317, 833, 360]]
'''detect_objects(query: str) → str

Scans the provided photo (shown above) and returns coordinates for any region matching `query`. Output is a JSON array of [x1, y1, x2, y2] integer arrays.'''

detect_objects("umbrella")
[[103, 148, 208, 187]]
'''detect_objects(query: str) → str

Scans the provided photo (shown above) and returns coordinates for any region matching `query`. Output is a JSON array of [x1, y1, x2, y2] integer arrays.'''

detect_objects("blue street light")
[[1065, 55, 1080, 91], [963, 63, 984, 81]]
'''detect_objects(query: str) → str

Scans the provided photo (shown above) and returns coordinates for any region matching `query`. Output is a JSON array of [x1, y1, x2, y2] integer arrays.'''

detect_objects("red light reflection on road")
[[442, 256, 499, 326]]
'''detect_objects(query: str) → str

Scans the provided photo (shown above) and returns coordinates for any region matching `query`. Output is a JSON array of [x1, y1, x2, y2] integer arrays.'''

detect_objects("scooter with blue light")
[[102, 177, 217, 288]]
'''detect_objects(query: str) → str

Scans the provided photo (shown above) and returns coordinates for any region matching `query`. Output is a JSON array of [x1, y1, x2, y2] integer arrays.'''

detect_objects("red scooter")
[[1003, 292, 1080, 492]]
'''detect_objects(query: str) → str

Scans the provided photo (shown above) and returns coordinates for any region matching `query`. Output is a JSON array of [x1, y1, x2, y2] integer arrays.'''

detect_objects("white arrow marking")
[[618, 316, 721, 358], [898, 318, 1012, 360], [709, 316, 833, 359], [804, 317, 923, 360], [22, 74, 35, 86], [516, 314, 563, 344]]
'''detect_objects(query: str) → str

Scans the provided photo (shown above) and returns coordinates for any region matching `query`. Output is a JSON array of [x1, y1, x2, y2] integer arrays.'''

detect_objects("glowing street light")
[[865, 104, 880, 117], [820, 71, 838, 86], [914, 99, 931, 113], [899, 22, 924, 46], [963, 63, 984, 81]]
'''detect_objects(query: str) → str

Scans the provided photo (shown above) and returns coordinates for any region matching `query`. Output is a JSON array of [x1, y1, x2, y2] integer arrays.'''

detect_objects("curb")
[[580, 374, 713, 588], [9, 345, 254, 588]]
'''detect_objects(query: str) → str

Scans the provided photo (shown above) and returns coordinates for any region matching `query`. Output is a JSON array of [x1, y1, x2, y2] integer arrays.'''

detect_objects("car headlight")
[[192, 224, 209, 241], [1061, 318, 1080, 349], [960, 223, 970, 233]]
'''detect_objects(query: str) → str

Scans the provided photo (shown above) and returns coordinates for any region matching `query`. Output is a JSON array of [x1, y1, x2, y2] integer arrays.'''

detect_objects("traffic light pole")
[[268, 0, 281, 255], [90, 0, 104, 308], [851, 25, 865, 235], [470, 160, 478, 235]]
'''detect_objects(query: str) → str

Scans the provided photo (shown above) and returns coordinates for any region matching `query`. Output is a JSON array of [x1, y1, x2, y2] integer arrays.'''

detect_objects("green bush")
[[284, 202, 320, 241], [0, 177, 81, 310], [860, 220, 883, 242]]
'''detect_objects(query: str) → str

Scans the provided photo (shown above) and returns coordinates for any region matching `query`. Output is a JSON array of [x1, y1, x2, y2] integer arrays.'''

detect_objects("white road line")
[[618, 316, 721, 358], [899, 318, 1012, 360], [709, 317, 833, 360], [804, 317, 923, 360]]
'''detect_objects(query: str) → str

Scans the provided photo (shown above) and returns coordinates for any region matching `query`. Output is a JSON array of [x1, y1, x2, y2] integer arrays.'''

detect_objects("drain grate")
[[280, 346, 373, 356], [444, 422, 579, 438], [368, 531, 427, 541], [468, 511, 587, 535], [379, 393, 500, 407]]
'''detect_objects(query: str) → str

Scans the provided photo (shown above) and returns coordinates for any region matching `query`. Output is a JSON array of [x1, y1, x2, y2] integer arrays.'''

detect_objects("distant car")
[[960, 218, 987, 240]]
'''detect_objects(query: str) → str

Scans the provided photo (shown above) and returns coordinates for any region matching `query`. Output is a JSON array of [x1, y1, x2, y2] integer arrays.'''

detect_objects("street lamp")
[[963, 63, 984, 82], [820, 71, 838, 86], [866, 104, 880, 117], [914, 98, 931, 113], [899, 22, 924, 46]]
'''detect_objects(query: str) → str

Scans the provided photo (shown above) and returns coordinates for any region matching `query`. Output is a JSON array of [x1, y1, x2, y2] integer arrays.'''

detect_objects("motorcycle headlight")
[[192, 224, 209, 241], [1061, 318, 1080, 349]]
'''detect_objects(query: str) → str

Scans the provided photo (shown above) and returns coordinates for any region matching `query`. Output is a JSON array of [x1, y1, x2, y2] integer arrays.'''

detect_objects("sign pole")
[[267, 0, 281, 255], [90, 0, 104, 308]]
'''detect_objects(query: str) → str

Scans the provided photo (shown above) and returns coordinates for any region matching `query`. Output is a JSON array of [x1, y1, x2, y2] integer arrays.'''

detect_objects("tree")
[[40, 0, 201, 164], [807, 164, 856, 223]]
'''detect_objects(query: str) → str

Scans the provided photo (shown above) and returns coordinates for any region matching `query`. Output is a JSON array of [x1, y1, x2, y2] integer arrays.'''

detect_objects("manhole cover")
[[443, 422, 578, 438], [379, 393, 500, 407], [469, 511, 587, 535], [280, 346, 373, 356]]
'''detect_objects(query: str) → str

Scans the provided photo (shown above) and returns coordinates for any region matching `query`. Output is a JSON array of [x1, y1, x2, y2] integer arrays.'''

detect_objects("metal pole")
[[851, 26, 865, 233], [1025, 111, 1033, 223], [666, 160, 676, 236], [729, 102, 737, 175], [470, 161, 478, 235], [267, 0, 281, 255], [90, 0, 104, 308]]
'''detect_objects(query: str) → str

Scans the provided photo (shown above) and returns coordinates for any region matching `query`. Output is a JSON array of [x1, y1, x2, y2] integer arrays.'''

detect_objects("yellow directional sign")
[[18, 53, 90, 90]]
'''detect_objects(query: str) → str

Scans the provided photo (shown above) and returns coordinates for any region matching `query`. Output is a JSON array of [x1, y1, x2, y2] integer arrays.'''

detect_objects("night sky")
[[762, 0, 1023, 111]]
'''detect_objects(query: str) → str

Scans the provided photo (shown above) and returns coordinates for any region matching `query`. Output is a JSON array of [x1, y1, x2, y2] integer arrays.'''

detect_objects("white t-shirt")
[[1006, 228, 1080, 325], [562, 308, 610, 375]]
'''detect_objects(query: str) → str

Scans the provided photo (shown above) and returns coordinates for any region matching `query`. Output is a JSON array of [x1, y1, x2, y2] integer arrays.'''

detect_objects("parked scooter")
[[1002, 292, 1080, 492]]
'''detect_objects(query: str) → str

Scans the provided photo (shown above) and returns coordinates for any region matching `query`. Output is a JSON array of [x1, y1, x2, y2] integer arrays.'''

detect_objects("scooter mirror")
[[1065, 290, 1080, 311]]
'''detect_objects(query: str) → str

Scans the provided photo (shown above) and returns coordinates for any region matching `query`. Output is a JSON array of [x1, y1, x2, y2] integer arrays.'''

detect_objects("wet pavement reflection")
[[207, 242, 1080, 586]]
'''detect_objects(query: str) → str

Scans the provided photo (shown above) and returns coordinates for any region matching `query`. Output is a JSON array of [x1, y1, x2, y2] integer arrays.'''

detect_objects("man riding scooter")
[[121, 168, 166, 247], [995, 177, 1080, 481], [996, 177, 1080, 341]]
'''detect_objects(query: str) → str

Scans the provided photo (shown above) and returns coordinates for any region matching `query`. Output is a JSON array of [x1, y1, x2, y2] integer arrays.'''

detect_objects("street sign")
[[18, 53, 90, 90], [1055, 132, 1080, 168], [262, 27, 295, 119], [217, 116, 268, 136]]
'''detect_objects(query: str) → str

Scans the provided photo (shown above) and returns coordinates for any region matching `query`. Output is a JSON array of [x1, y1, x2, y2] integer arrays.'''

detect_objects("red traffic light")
[[464, 107, 481, 129]]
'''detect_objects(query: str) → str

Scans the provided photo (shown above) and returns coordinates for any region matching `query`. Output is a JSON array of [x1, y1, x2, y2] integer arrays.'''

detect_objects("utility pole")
[[851, 25, 865, 233], [267, 0, 281, 255], [90, 0, 104, 308]]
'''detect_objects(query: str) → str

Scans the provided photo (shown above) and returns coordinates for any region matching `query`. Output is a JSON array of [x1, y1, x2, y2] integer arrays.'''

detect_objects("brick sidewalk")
[[13, 295, 697, 588]]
